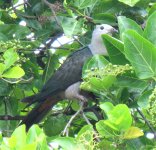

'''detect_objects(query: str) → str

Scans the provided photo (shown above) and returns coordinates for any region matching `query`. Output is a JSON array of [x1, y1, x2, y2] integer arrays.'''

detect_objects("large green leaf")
[[2, 66, 25, 78], [73, 0, 95, 9], [116, 76, 148, 92], [11, 125, 27, 149], [118, 0, 140, 7], [3, 49, 19, 69], [0, 24, 31, 39], [0, 80, 10, 96], [108, 104, 132, 131], [0, 63, 6, 75], [137, 90, 152, 109], [93, 13, 116, 25], [96, 104, 132, 138], [96, 120, 119, 138], [144, 11, 156, 46], [100, 102, 114, 114], [89, 75, 116, 90], [43, 115, 67, 136], [149, 4, 156, 16], [61, 17, 84, 36], [118, 16, 143, 40], [102, 34, 129, 65], [76, 125, 94, 143], [123, 127, 144, 139], [27, 125, 48, 150], [123, 30, 156, 79], [93, 0, 124, 15]]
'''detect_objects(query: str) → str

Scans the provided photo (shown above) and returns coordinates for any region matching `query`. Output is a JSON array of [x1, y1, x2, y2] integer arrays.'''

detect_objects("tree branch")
[[62, 102, 84, 136], [136, 108, 156, 138], [0, 115, 24, 120]]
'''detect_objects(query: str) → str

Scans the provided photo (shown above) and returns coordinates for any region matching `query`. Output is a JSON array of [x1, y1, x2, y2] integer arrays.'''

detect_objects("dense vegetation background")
[[0, 0, 156, 149]]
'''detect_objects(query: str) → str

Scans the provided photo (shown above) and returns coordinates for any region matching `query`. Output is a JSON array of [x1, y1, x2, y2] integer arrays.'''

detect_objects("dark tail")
[[20, 97, 59, 130]]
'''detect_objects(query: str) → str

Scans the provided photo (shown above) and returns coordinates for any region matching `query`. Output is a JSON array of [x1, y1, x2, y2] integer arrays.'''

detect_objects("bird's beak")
[[112, 28, 118, 33]]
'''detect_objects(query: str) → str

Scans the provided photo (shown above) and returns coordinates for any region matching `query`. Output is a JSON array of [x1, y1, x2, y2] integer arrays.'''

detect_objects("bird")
[[20, 24, 117, 130]]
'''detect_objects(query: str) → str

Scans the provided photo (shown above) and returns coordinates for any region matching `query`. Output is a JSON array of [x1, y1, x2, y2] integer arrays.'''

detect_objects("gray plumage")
[[20, 24, 117, 130]]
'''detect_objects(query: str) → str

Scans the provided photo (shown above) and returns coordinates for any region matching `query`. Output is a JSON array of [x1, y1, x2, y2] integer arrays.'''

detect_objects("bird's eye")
[[100, 26, 104, 30]]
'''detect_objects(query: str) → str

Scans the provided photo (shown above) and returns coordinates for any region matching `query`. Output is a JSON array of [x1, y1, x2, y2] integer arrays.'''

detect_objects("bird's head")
[[89, 24, 117, 55], [93, 24, 118, 38]]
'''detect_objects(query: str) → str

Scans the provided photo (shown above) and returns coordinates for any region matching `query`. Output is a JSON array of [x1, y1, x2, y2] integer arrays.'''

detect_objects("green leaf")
[[76, 125, 95, 150], [102, 34, 124, 53], [0, 63, 6, 75], [19, 143, 37, 150], [2, 66, 25, 78], [85, 112, 98, 121], [63, 0, 74, 17], [137, 90, 152, 109], [86, 75, 116, 92], [116, 76, 148, 92], [118, 16, 143, 40], [93, 0, 124, 15], [118, 0, 140, 7], [0, 24, 31, 39], [51, 137, 84, 150], [100, 102, 114, 114], [27, 125, 43, 143], [71, 101, 80, 111], [123, 126, 144, 139], [76, 125, 94, 141], [149, 4, 156, 16], [73, 0, 95, 9], [96, 120, 119, 138], [43, 115, 67, 136], [93, 13, 116, 25], [96, 104, 132, 138], [123, 30, 156, 79], [0, 80, 10, 96], [144, 11, 156, 46], [101, 75, 116, 89], [11, 125, 27, 149], [61, 17, 84, 36], [136, 0, 150, 8], [102, 34, 129, 65], [108, 104, 132, 131], [27, 125, 48, 150], [3, 49, 19, 69], [0, 33, 8, 41]]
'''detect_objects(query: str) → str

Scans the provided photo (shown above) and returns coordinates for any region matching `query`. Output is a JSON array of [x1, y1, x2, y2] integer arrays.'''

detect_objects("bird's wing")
[[35, 46, 92, 101]]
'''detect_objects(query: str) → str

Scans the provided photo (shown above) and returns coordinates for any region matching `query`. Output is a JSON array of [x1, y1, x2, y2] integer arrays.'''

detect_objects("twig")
[[136, 108, 156, 138], [1, 76, 34, 84], [9, 2, 26, 10], [42, 0, 62, 28], [62, 102, 84, 136], [82, 112, 101, 142], [72, 36, 85, 47], [0, 115, 24, 120], [129, 98, 156, 137], [82, 112, 91, 125], [36, 33, 63, 53], [10, 0, 37, 19]]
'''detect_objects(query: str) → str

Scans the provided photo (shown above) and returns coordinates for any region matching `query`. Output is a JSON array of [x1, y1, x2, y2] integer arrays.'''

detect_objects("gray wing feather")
[[35, 46, 92, 101]]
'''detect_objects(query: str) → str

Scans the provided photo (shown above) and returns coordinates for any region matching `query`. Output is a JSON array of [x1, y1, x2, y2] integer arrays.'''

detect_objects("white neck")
[[88, 32, 107, 55]]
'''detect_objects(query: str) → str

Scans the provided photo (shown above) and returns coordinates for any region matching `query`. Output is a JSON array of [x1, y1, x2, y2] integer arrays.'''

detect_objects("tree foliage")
[[0, 0, 156, 149]]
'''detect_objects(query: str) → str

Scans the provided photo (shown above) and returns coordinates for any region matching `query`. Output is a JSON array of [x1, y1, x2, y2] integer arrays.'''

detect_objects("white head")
[[89, 24, 117, 55]]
